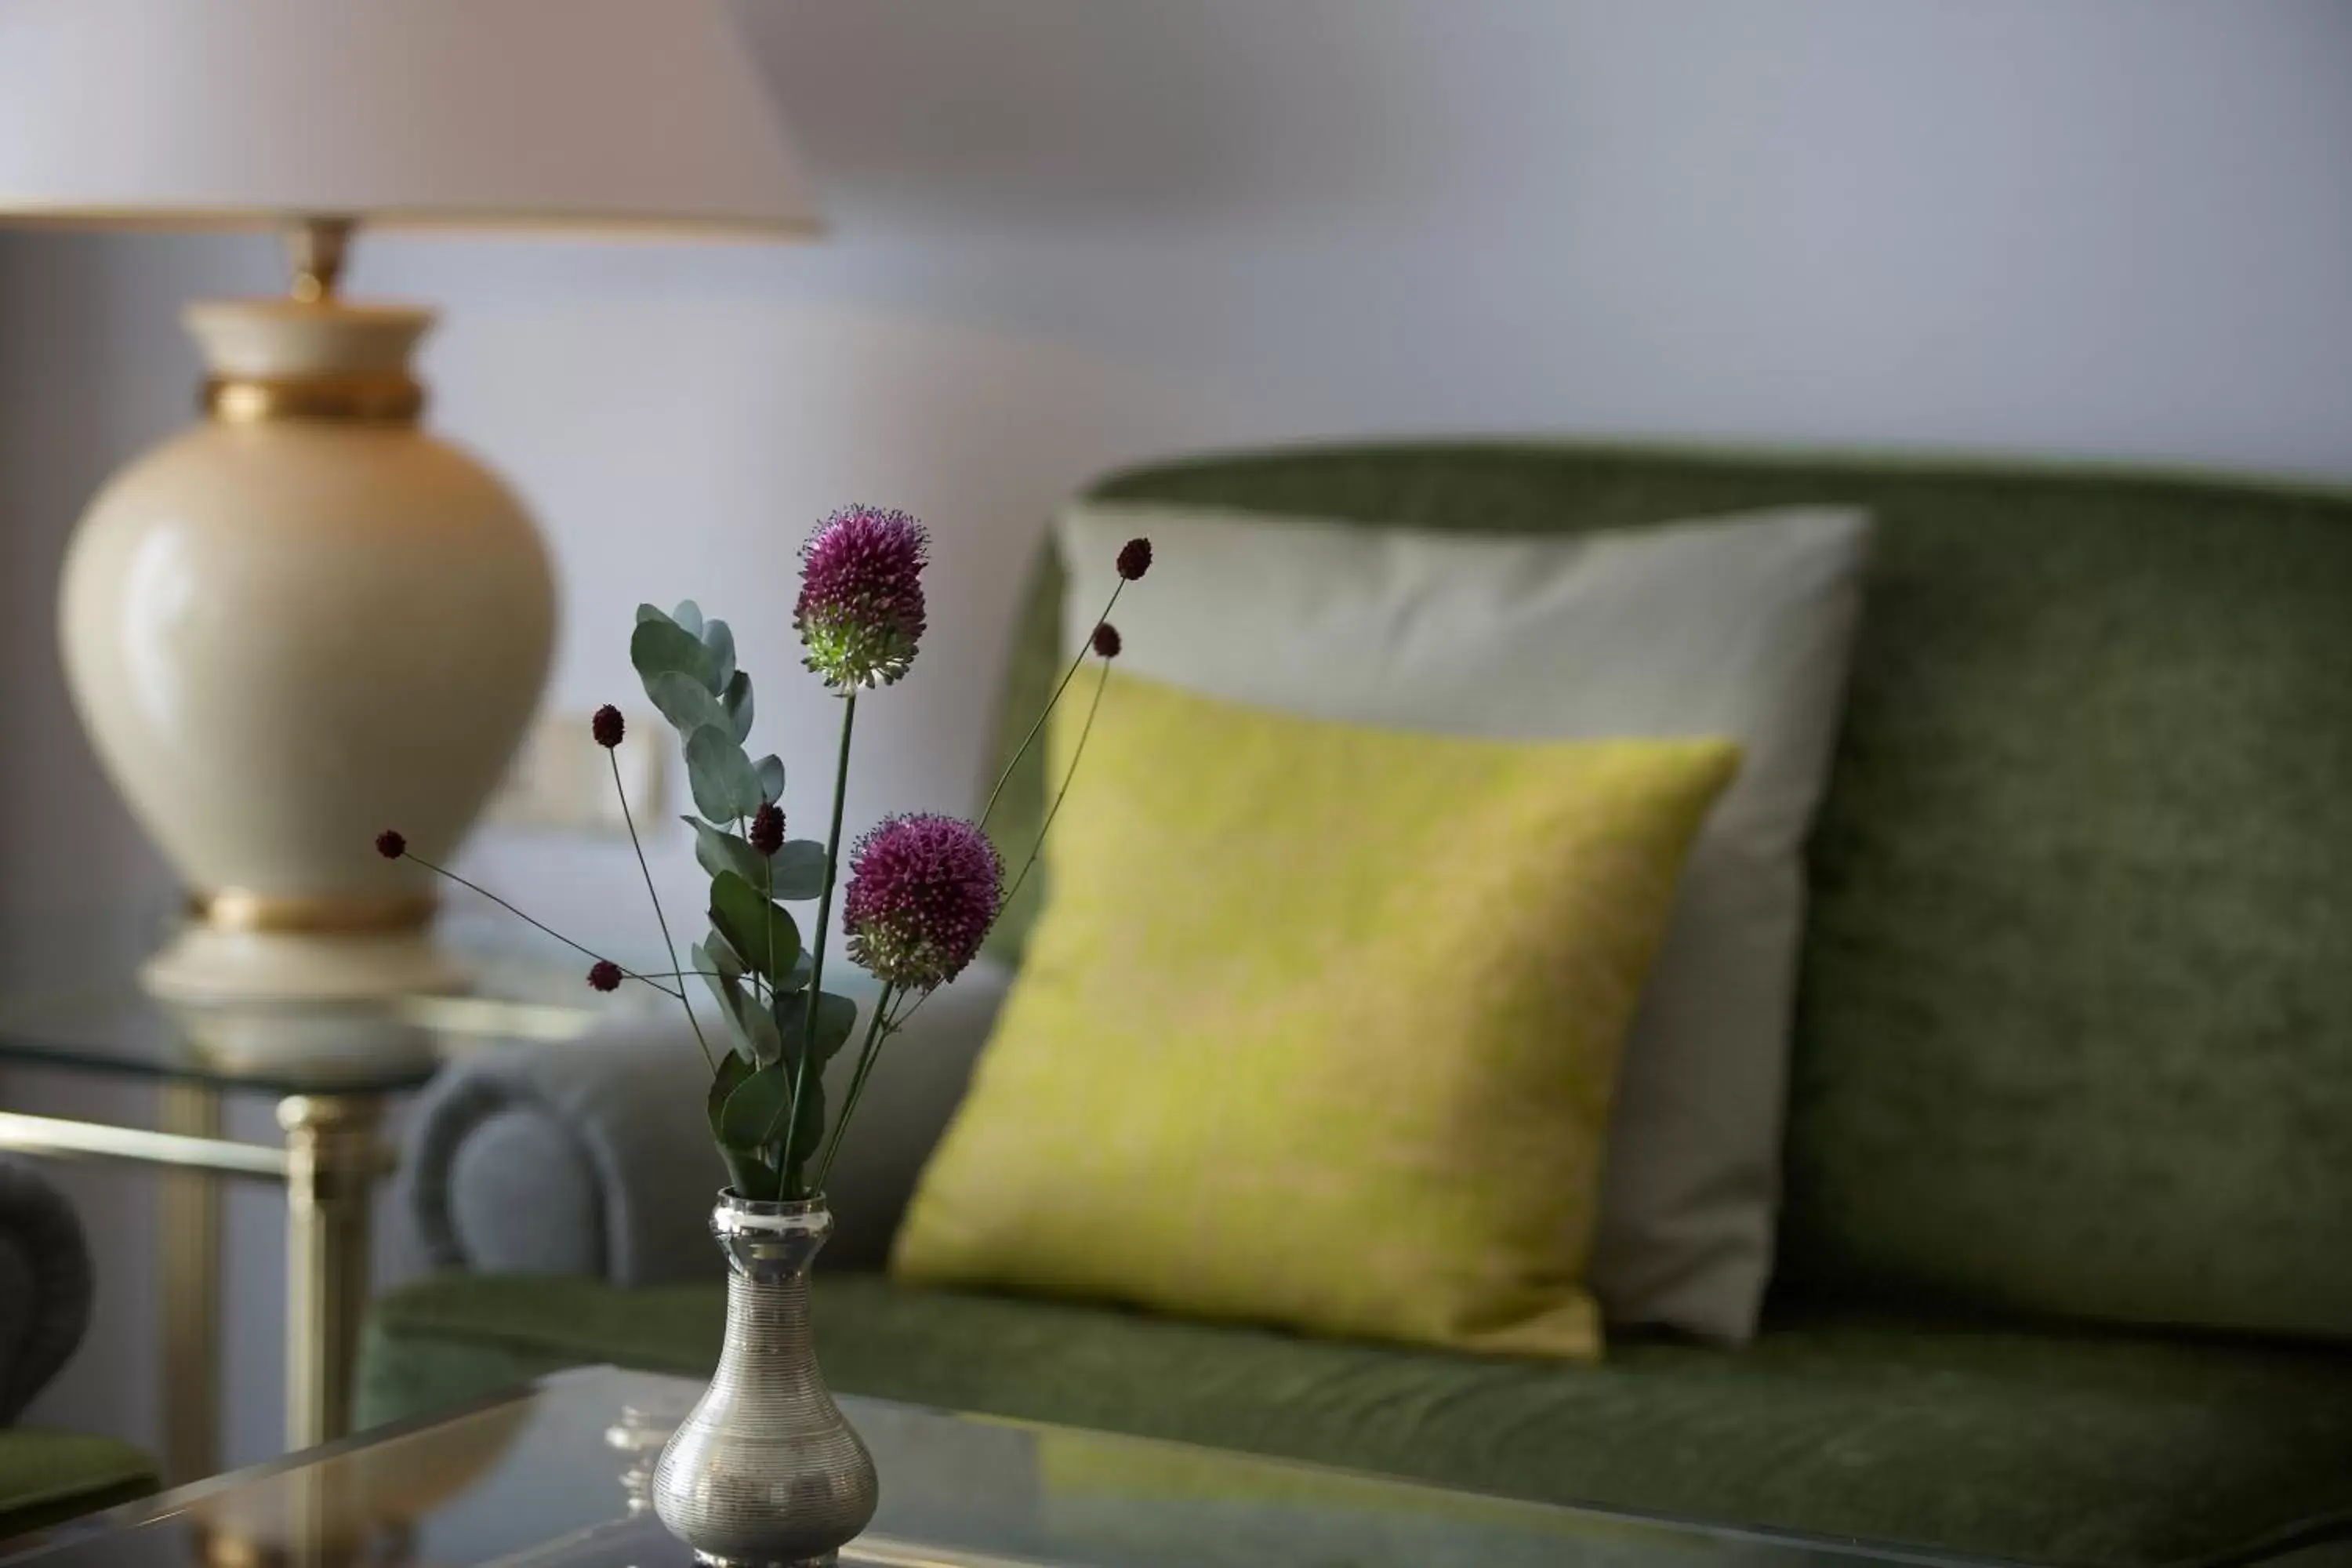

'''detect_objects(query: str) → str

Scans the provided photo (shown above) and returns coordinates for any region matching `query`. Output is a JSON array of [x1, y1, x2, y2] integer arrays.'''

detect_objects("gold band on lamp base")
[[203, 371, 425, 426], [279, 1093, 383, 1450], [198, 889, 437, 935]]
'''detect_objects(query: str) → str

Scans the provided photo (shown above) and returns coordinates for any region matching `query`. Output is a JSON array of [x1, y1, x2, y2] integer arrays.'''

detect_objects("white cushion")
[[1057, 500, 1872, 1341]]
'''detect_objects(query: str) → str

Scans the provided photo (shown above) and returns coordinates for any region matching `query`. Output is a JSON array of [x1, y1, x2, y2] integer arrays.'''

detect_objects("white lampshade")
[[0, 0, 819, 237]]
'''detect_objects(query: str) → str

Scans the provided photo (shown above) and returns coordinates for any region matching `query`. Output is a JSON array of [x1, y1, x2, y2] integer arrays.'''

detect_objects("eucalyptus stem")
[[774, 691, 857, 1193], [1000, 656, 1112, 913], [397, 849, 682, 1001], [978, 581, 1122, 830], [812, 983, 898, 1195], [612, 752, 715, 1073]]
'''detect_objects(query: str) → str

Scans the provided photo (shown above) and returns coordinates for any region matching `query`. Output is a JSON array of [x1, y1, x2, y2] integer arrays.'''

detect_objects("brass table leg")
[[158, 1083, 222, 1484], [276, 1093, 383, 1450]]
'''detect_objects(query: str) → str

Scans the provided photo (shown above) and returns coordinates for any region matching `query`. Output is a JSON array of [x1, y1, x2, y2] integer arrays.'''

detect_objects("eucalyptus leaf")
[[716, 1061, 789, 1152], [779, 988, 859, 1068], [691, 819, 768, 889], [646, 670, 731, 740], [671, 601, 706, 638], [631, 618, 719, 697], [769, 840, 829, 902], [689, 937, 735, 987], [753, 753, 785, 806], [723, 671, 756, 745], [701, 924, 744, 980], [702, 619, 738, 692], [706, 1049, 753, 1139], [779, 949, 814, 995], [710, 869, 802, 985], [710, 1050, 775, 1196], [695, 953, 735, 1029], [710, 968, 783, 1065], [719, 1145, 776, 1202], [635, 603, 676, 627], [685, 726, 765, 823]]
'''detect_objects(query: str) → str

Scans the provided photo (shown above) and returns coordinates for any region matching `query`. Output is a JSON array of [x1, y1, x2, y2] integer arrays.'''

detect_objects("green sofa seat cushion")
[[360, 1271, 2352, 1568], [0, 1428, 158, 1542]]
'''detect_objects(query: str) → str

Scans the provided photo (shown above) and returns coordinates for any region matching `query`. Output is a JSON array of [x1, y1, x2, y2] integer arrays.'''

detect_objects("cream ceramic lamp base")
[[60, 296, 555, 1002]]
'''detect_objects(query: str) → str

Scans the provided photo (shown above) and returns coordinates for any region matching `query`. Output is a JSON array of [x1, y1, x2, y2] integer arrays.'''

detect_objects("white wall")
[[7, 0, 2350, 1462]]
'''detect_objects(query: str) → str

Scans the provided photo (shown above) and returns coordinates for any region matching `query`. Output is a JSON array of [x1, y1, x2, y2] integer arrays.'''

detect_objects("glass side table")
[[0, 914, 619, 1476]]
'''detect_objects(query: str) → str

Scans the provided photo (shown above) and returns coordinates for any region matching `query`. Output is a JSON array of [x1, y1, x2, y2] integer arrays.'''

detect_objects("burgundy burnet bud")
[[586, 960, 623, 993], [1091, 622, 1123, 659], [750, 800, 786, 856], [1116, 537, 1152, 581], [375, 829, 407, 859], [591, 704, 626, 749]]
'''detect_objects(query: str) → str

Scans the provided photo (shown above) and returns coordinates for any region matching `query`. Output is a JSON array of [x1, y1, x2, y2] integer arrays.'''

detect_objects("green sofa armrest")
[[399, 961, 1011, 1285]]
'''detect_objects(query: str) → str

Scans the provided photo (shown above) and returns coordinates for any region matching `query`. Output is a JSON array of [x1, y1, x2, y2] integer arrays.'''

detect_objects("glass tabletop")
[[0, 913, 627, 1095], [4, 1366, 1991, 1568]]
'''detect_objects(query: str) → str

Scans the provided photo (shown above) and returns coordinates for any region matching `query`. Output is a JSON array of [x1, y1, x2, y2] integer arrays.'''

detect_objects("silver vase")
[[652, 1194, 879, 1567]]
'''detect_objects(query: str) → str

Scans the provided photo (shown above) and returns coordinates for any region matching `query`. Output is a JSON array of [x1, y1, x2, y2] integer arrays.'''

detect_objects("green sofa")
[[0, 1160, 158, 1540], [363, 443, 2352, 1568]]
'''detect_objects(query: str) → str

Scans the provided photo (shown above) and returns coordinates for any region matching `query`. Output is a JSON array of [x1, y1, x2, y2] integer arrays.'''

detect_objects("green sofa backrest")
[[981, 442, 2352, 1343]]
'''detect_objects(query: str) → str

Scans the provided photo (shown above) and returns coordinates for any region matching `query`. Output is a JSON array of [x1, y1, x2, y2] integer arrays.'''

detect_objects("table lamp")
[[0, 0, 819, 1000]]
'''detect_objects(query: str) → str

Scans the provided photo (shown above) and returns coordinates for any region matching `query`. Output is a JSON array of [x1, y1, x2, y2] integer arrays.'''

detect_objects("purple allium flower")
[[591, 704, 626, 749], [795, 506, 930, 690], [842, 813, 1003, 990], [1091, 622, 1123, 659], [375, 829, 407, 859], [1116, 537, 1152, 581], [750, 800, 785, 856], [586, 960, 623, 993]]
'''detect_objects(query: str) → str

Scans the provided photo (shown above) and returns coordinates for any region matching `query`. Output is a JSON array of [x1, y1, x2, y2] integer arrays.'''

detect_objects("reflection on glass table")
[[0, 913, 635, 1470], [0, 916, 611, 1092], [5, 1364, 2023, 1568]]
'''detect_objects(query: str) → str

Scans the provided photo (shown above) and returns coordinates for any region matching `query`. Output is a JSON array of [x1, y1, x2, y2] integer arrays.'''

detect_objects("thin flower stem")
[[1000, 656, 1111, 913], [400, 851, 683, 1001], [883, 985, 933, 1033], [812, 984, 898, 1195], [977, 581, 1122, 831], [612, 751, 716, 1074], [769, 692, 857, 1192]]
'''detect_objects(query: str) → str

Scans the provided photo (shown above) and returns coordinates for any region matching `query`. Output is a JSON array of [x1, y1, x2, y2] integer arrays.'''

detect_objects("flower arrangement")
[[380, 506, 1149, 1202]]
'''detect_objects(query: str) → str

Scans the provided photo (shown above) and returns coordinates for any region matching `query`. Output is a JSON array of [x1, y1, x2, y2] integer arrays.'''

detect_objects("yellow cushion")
[[892, 672, 1738, 1359]]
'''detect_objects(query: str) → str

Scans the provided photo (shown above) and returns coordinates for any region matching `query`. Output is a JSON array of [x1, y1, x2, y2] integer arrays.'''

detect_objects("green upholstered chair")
[[362, 443, 2352, 1568], [0, 1160, 158, 1541]]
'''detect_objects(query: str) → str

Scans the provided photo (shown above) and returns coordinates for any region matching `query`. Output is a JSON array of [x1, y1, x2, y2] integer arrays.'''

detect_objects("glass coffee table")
[[2, 1364, 1980, 1568], [0, 913, 629, 1473]]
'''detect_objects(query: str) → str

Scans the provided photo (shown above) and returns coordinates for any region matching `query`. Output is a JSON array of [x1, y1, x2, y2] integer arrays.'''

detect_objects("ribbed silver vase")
[[652, 1193, 879, 1566]]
